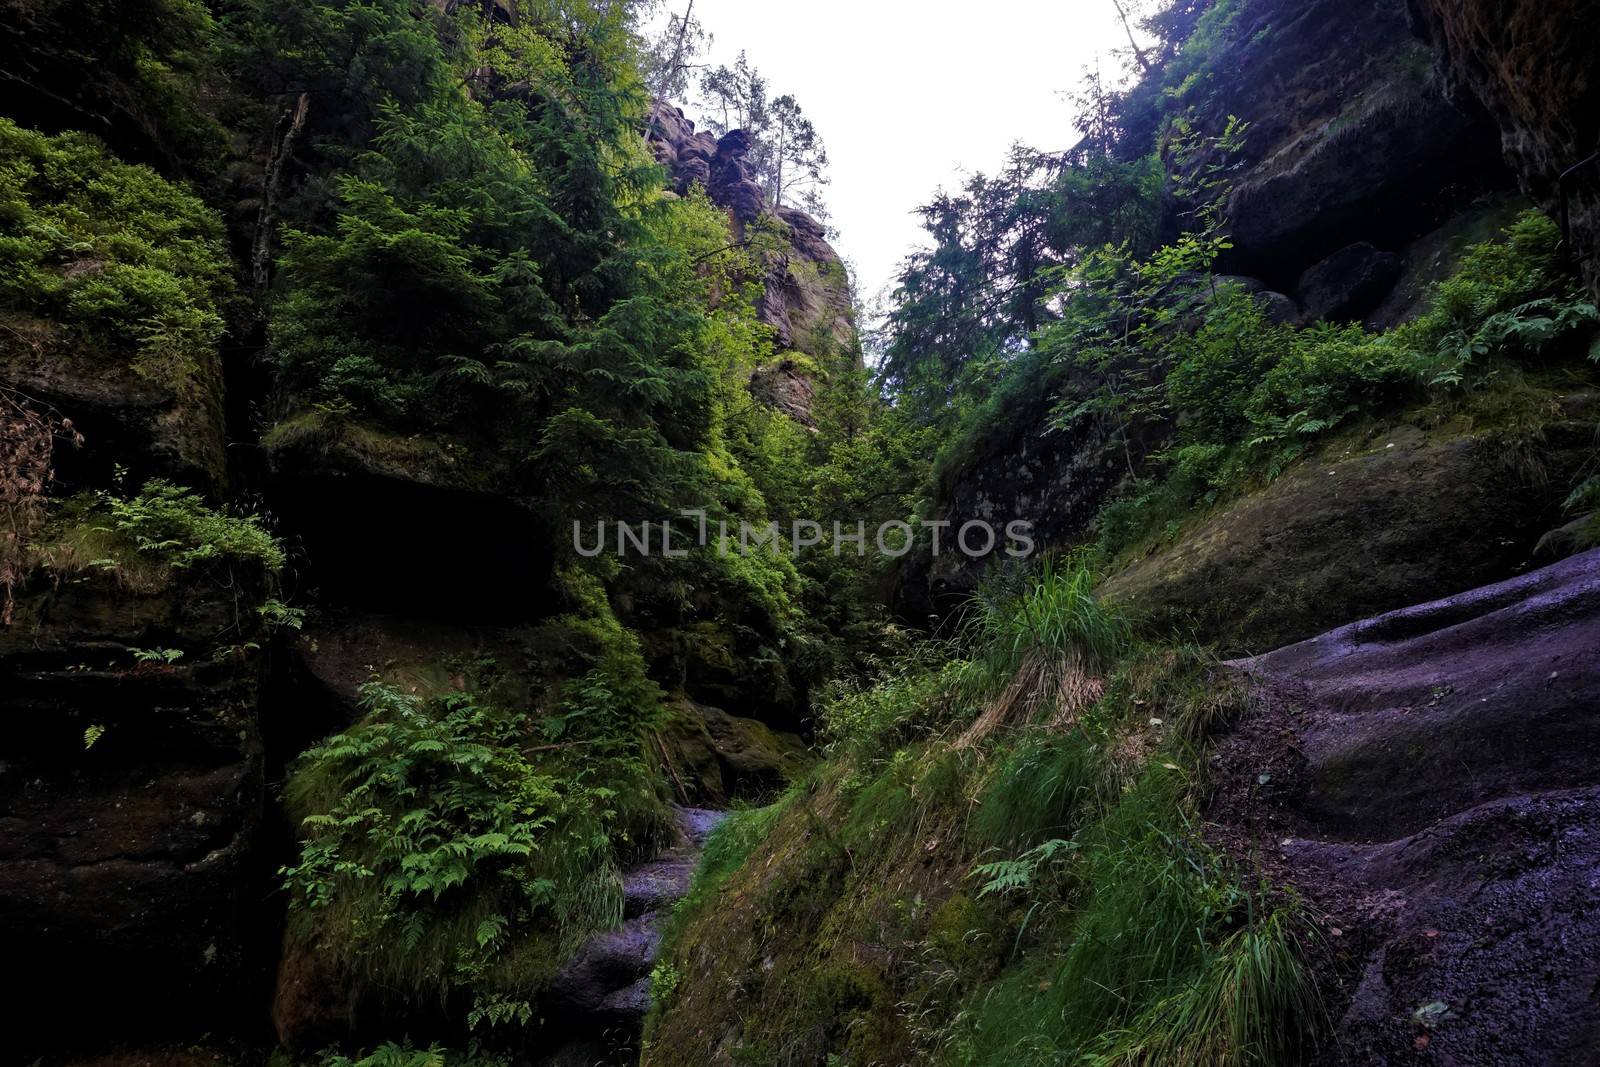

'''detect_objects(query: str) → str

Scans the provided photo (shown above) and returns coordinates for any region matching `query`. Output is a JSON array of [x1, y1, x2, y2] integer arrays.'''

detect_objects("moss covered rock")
[[1103, 386, 1600, 653], [0, 120, 234, 492]]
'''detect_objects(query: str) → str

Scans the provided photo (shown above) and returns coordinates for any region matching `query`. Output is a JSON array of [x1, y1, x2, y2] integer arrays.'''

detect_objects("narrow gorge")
[[2, 1, 1598, 1065]]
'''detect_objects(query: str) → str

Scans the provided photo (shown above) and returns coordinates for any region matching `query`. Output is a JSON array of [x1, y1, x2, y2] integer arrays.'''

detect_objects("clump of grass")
[[1093, 909, 1323, 1066], [970, 729, 1106, 850], [948, 647, 1323, 1067], [956, 556, 1130, 746]]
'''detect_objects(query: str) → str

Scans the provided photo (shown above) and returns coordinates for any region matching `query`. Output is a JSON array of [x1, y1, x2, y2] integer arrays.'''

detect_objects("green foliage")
[[970, 729, 1107, 851], [0, 0, 227, 170], [130, 646, 184, 664], [314, 1042, 508, 1067], [649, 611, 1314, 1066], [820, 640, 964, 758], [1094, 211, 1593, 558], [30, 479, 284, 607], [281, 658, 669, 1024], [952, 771, 1319, 1067], [102, 479, 285, 573], [281, 684, 561, 911], [0, 119, 233, 392], [972, 837, 1079, 898]]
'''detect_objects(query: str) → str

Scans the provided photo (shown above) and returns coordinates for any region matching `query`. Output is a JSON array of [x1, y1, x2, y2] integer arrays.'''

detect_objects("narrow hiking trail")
[[541, 807, 727, 1063], [1215, 548, 1600, 1063]]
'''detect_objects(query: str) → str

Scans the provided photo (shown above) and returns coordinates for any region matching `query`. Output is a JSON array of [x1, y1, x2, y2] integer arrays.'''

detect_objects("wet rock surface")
[[540, 806, 726, 1060], [1215, 548, 1600, 1065]]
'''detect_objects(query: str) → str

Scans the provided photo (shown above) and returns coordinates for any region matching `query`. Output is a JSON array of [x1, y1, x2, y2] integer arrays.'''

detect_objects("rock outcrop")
[[1176, 0, 1509, 292], [1102, 392, 1600, 653], [646, 102, 856, 423], [1409, 0, 1600, 304], [1217, 547, 1600, 1064]]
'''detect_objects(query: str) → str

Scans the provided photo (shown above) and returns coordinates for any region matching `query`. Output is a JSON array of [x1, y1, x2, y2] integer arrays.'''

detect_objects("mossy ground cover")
[[644, 565, 1326, 1066]]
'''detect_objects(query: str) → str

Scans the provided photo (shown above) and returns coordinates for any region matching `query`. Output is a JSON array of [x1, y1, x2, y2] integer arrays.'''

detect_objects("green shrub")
[[103, 479, 285, 573], [281, 680, 666, 1029], [1100, 210, 1594, 557]]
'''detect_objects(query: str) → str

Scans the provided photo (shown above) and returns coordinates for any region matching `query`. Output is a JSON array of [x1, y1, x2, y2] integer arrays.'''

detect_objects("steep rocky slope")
[[1216, 547, 1600, 1064], [895, 0, 1563, 617]]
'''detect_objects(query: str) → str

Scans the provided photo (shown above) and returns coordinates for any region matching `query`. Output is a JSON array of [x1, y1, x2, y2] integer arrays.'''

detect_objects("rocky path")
[[541, 806, 726, 1064], [1216, 548, 1600, 1065]]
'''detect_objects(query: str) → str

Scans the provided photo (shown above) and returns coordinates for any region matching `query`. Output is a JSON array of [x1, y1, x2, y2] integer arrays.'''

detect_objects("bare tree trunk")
[[252, 92, 310, 302], [1111, 0, 1154, 73], [659, 0, 695, 99]]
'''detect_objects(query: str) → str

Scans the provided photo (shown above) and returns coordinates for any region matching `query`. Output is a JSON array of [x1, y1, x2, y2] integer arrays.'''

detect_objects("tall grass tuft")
[[1092, 909, 1324, 1066], [956, 555, 1130, 747]]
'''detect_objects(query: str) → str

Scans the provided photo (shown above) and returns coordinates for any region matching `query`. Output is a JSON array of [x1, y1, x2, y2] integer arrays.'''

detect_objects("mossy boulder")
[[658, 696, 810, 804], [1103, 387, 1600, 653]]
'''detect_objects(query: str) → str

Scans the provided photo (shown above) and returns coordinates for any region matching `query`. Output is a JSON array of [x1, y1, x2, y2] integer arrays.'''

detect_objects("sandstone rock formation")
[[646, 102, 856, 423], [1217, 546, 1600, 1064], [1409, 0, 1600, 304], [1, 554, 275, 1056]]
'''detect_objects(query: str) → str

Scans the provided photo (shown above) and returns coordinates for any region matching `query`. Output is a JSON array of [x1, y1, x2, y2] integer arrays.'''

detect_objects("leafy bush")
[[281, 666, 669, 1027], [102, 479, 285, 573], [1098, 211, 1595, 557]]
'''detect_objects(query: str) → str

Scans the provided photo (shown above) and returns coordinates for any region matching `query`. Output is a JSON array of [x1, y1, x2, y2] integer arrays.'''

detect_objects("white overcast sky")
[[650, 0, 1141, 309]]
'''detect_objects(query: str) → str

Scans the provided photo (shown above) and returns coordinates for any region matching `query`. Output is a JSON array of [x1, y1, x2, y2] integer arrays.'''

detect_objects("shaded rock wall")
[[1409, 0, 1600, 303], [0, 570, 273, 1055]]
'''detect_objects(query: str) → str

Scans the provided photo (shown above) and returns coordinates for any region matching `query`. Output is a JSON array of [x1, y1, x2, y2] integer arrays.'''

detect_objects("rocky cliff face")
[[646, 103, 856, 423], [1409, 0, 1600, 304], [896, 0, 1566, 618]]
